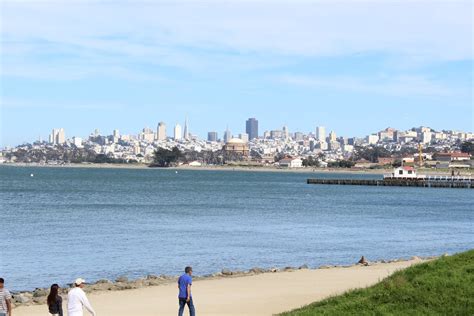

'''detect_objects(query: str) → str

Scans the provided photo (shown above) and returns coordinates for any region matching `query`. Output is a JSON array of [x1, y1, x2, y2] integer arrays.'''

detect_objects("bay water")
[[1, 166, 472, 291]]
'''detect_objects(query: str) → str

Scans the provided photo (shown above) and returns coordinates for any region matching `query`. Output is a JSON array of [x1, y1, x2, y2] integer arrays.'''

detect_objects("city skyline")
[[3, 115, 474, 148], [1, 1, 473, 147]]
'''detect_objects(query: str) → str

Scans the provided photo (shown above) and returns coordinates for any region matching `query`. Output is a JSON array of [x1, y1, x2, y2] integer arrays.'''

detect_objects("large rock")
[[115, 276, 129, 283], [249, 267, 265, 274], [32, 288, 48, 298], [221, 269, 233, 276], [298, 264, 309, 270], [14, 293, 31, 304], [95, 279, 112, 284]]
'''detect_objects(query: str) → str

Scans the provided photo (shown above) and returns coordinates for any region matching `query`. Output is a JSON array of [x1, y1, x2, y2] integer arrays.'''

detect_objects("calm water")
[[1, 166, 473, 291]]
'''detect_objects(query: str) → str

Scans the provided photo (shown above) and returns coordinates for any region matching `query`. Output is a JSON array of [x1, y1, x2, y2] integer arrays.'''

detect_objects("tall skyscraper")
[[157, 122, 166, 140], [174, 124, 182, 140], [224, 126, 232, 143], [329, 131, 337, 142], [316, 126, 326, 142], [49, 128, 66, 145], [246, 118, 258, 140], [113, 129, 120, 138], [183, 117, 189, 140], [207, 131, 218, 142], [282, 126, 289, 139]]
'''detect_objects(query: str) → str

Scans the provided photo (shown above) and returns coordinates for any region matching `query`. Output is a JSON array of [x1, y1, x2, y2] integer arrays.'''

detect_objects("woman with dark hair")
[[47, 284, 63, 316]]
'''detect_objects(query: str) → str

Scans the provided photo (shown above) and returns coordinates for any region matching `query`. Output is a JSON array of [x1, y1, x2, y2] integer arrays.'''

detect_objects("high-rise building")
[[367, 134, 379, 145], [207, 131, 218, 142], [183, 117, 189, 140], [294, 132, 304, 141], [270, 130, 283, 139], [282, 126, 289, 139], [329, 131, 337, 142], [174, 124, 182, 140], [422, 131, 432, 144], [157, 122, 166, 140], [316, 126, 326, 142], [246, 118, 258, 140], [224, 126, 232, 143], [49, 128, 66, 145], [113, 129, 120, 138], [239, 133, 249, 142]]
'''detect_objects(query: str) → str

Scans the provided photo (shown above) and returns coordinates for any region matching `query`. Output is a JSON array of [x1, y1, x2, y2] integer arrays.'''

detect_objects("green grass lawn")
[[280, 250, 474, 316]]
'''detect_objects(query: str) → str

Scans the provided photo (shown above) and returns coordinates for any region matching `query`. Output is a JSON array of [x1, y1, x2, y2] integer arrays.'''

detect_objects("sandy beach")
[[14, 258, 424, 316]]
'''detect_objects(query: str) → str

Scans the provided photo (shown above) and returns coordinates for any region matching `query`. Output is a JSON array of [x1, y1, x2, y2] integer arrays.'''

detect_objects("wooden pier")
[[307, 178, 473, 189]]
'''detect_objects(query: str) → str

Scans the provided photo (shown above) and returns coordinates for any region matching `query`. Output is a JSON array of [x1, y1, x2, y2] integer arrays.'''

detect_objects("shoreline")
[[0, 162, 464, 176], [11, 254, 438, 308], [12, 255, 434, 316]]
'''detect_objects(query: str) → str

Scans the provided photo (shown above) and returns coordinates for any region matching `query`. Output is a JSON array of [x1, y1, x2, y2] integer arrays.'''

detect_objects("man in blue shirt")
[[178, 266, 195, 316]]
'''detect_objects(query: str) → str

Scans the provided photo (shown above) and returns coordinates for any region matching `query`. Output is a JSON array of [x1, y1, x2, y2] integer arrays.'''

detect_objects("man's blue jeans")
[[178, 297, 195, 316]]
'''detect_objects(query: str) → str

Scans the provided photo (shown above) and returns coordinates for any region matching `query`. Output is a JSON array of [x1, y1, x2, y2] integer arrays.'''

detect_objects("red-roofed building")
[[434, 152, 471, 162]]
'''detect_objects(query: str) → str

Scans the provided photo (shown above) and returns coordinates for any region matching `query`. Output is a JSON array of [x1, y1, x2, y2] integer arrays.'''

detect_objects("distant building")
[[174, 124, 182, 140], [329, 131, 337, 142], [246, 118, 259, 140], [157, 122, 166, 140], [140, 127, 155, 142], [49, 128, 66, 145], [282, 126, 289, 140], [378, 127, 396, 142], [270, 130, 283, 139], [239, 133, 249, 142], [263, 130, 271, 139], [72, 136, 83, 148], [390, 166, 417, 178], [223, 138, 249, 156], [316, 126, 326, 142], [421, 131, 432, 144], [294, 132, 304, 142], [224, 127, 232, 143], [207, 131, 218, 142], [279, 157, 303, 168], [113, 129, 120, 138], [367, 134, 379, 145], [434, 152, 470, 162], [183, 117, 189, 140]]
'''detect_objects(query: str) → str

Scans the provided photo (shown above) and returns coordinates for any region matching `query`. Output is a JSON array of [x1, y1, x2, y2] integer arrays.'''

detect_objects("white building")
[[329, 131, 337, 142], [279, 157, 303, 168], [49, 128, 66, 145], [367, 134, 379, 145], [72, 137, 83, 148], [387, 166, 417, 178], [239, 133, 249, 142], [174, 124, 182, 140], [316, 126, 326, 142], [421, 131, 432, 144]]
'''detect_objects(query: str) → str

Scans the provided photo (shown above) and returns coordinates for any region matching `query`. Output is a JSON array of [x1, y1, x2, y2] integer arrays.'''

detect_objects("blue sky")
[[1, 0, 473, 147]]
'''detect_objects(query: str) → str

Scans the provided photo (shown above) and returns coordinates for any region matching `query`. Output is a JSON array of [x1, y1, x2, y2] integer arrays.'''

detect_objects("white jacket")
[[67, 287, 96, 316]]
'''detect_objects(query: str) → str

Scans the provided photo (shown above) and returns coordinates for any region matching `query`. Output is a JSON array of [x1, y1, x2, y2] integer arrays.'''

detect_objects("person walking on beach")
[[0, 278, 12, 316], [67, 278, 96, 316], [47, 284, 63, 316], [178, 266, 195, 316]]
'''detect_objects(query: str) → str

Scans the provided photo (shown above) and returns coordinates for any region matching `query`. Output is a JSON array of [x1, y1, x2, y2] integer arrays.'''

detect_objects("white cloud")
[[1, 1, 472, 60], [276, 74, 456, 97]]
